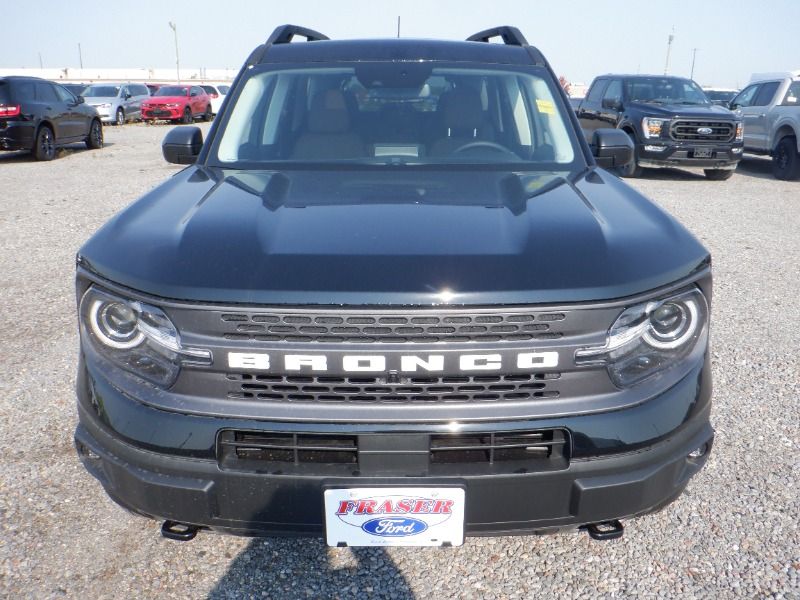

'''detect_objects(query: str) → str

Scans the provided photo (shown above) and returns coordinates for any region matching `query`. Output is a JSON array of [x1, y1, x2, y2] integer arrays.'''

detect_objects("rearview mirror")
[[162, 126, 203, 164], [591, 129, 633, 169]]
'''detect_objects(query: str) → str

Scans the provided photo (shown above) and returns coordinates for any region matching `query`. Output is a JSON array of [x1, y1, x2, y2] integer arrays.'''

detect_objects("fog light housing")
[[644, 145, 667, 152], [688, 443, 708, 459]]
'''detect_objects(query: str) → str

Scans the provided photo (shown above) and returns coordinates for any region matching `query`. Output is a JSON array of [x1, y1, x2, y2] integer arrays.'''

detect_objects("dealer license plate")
[[693, 147, 712, 158], [324, 487, 465, 547]]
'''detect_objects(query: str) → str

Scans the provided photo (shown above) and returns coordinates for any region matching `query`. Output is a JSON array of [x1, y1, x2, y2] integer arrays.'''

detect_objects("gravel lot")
[[1, 123, 798, 599]]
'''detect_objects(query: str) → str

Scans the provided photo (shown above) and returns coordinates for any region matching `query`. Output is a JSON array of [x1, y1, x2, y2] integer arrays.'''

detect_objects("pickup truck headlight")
[[735, 122, 743, 142], [575, 288, 708, 387], [642, 117, 668, 139], [79, 287, 211, 387]]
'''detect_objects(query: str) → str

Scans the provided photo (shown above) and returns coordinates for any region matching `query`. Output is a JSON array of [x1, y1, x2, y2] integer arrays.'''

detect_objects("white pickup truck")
[[730, 71, 800, 180]]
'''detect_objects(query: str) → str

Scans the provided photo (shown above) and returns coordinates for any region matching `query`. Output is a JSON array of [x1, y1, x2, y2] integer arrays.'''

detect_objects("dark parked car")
[[577, 74, 743, 179], [75, 25, 713, 546], [0, 76, 103, 160]]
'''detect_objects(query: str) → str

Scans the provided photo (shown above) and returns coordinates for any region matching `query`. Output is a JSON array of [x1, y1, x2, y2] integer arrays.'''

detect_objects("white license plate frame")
[[324, 487, 465, 547]]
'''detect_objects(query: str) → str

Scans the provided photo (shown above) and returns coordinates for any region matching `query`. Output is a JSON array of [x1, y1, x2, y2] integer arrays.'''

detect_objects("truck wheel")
[[616, 133, 642, 178], [704, 169, 734, 181], [115, 108, 125, 126], [772, 137, 800, 180]]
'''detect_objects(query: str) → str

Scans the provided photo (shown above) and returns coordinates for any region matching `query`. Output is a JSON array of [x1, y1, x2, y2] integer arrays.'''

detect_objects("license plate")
[[324, 487, 465, 547], [153, 111, 171, 117], [693, 147, 712, 158]]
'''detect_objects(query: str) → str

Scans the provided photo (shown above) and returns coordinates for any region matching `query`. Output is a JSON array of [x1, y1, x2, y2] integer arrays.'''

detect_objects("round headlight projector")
[[89, 299, 144, 349], [643, 299, 698, 350]]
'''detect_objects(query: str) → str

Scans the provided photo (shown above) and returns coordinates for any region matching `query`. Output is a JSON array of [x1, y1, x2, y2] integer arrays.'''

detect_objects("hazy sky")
[[5, 0, 799, 88]]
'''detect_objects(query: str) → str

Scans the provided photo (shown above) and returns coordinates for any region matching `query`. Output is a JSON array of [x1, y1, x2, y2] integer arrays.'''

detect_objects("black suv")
[[577, 74, 743, 179], [0, 76, 103, 160], [74, 26, 713, 546]]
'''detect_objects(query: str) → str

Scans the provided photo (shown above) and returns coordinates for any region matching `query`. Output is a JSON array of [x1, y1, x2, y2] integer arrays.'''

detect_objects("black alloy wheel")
[[33, 126, 56, 161], [86, 119, 104, 149]]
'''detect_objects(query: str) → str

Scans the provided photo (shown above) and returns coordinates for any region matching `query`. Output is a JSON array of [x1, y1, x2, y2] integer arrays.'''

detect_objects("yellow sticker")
[[536, 99, 555, 115]]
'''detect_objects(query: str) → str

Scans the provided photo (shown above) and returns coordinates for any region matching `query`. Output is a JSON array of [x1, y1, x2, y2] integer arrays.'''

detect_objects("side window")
[[34, 82, 59, 102], [731, 84, 759, 108], [585, 79, 608, 104], [752, 81, 780, 107], [782, 81, 800, 106], [191, 87, 200, 97], [602, 80, 623, 106], [54, 85, 74, 102], [16, 81, 34, 99]]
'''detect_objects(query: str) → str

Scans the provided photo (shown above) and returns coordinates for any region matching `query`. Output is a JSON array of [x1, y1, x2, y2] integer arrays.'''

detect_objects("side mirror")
[[162, 126, 203, 164], [591, 129, 634, 169], [76, 96, 85, 104], [728, 102, 740, 110], [601, 98, 622, 111], [125, 93, 132, 100]]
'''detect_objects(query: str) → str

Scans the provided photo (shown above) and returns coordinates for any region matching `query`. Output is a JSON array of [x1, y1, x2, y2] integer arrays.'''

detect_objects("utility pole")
[[397, 16, 400, 38], [664, 27, 675, 75], [78, 43, 84, 69], [38, 52, 43, 69], [690, 48, 698, 80], [168, 21, 180, 83]]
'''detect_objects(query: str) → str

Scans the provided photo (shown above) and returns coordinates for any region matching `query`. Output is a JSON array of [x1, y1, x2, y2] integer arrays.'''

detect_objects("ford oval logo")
[[362, 517, 428, 537], [697, 127, 713, 135]]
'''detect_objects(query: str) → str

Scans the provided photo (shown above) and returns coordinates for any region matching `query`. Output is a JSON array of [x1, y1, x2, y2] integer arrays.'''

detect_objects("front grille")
[[670, 120, 734, 142], [218, 429, 569, 475], [219, 309, 567, 344], [226, 372, 561, 404]]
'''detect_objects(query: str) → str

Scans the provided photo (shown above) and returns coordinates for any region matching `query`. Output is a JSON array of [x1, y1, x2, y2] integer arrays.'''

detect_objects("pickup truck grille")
[[226, 372, 561, 404], [670, 120, 734, 142], [220, 309, 567, 344]]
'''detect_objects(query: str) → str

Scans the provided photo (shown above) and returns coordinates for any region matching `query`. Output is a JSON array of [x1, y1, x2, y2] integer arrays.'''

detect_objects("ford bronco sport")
[[74, 25, 714, 546]]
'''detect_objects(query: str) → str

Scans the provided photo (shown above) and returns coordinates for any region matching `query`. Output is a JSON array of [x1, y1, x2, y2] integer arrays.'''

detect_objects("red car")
[[141, 85, 213, 124]]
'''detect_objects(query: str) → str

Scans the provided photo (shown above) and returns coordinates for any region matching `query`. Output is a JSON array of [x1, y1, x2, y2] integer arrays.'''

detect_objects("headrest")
[[308, 90, 350, 134], [439, 88, 483, 130]]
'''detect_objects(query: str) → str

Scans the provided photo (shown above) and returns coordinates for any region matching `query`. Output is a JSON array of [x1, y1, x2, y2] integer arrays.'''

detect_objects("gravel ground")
[[0, 124, 798, 599]]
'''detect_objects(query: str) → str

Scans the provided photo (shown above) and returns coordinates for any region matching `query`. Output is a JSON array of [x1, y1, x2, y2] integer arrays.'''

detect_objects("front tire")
[[115, 108, 125, 126], [704, 169, 734, 181], [33, 125, 56, 161], [772, 137, 800, 180], [182, 108, 192, 125], [85, 119, 103, 149], [616, 132, 643, 178]]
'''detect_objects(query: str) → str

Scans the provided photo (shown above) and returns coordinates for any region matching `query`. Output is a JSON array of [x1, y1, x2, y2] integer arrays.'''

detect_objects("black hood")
[[627, 101, 736, 119], [79, 167, 709, 305]]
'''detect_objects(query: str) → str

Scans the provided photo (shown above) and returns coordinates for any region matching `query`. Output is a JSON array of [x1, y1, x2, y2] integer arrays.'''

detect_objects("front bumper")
[[637, 141, 743, 170], [74, 354, 713, 538], [141, 107, 182, 120]]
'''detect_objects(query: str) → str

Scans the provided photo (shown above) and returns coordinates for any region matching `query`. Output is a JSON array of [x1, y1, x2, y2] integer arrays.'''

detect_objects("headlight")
[[165, 103, 180, 108], [95, 103, 112, 109], [575, 288, 708, 387], [735, 122, 743, 142], [80, 287, 211, 387], [642, 117, 668, 139]]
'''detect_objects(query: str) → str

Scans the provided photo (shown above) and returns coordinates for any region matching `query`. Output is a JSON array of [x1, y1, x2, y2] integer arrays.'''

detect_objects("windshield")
[[704, 90, 736, 103], [212, 64, 578, 169], [156, 86, 189, 97], [625, 77, 709, 105], [84, 85, 120, 98]]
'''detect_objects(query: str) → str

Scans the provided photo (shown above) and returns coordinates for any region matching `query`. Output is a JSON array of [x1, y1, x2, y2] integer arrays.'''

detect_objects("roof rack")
[[266, 24, 329, 45], [467, 26, 528, 46]]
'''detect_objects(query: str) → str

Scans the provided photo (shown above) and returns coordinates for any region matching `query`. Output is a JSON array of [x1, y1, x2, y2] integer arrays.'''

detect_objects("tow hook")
[[161, 520, 200, 541], [586, 520, 624, 541]]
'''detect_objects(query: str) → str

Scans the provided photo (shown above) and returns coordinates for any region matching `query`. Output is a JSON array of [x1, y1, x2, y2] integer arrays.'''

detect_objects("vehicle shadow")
[[208, 538, 415, 600], [635, 167, 707, 181], [0, 142, 114, 162], [733, 155, 776, 180]]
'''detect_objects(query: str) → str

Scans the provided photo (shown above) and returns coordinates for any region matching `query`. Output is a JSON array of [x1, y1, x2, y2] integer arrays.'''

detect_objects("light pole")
[[168, 21, 180, 83], [690, 48, 699, 80], [664, 27, 675, 75]]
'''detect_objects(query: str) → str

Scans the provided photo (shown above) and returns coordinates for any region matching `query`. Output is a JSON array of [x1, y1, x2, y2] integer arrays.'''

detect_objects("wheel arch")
[[772, 124, 799, 152]]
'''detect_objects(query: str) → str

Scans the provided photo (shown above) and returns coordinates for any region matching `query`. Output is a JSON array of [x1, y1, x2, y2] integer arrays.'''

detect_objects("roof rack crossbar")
[[266, 24, 329, 45], [467, 26, 528, 47]]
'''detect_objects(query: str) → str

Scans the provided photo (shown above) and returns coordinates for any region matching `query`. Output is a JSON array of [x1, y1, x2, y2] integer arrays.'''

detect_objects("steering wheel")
[[453, 141, 515, 156]]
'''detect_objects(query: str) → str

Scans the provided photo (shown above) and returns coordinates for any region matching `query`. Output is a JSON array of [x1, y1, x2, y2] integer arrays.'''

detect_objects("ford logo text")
[[697, 127, 713, 135], [361, 517, 428, 537]]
